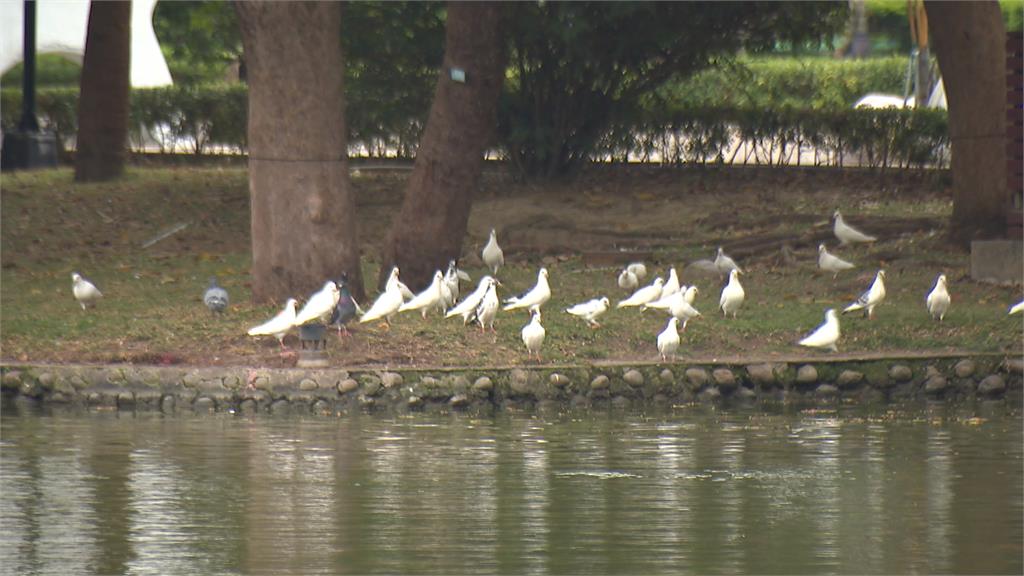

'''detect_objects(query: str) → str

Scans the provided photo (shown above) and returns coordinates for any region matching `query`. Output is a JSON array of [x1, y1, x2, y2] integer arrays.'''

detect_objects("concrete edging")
[[2, 355, 1022, 415]]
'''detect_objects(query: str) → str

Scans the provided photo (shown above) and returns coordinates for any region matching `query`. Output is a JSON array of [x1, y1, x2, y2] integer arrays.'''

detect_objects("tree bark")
[[377, 2, 506, 291], [926, 0, 1008, 244], [74, 0, 131, 182], [235, 2, 364, 302]]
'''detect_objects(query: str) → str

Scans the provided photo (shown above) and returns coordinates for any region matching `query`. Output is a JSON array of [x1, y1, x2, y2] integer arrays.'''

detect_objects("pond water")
[[1, 402, 1020, 575]]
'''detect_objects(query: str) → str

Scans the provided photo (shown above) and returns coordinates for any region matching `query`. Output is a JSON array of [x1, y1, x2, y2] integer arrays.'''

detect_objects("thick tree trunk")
[[926, 1, 1008, 244], [377, 2, 506, 291], [235, 2, 364, 302], [74, 0, 131, 182]]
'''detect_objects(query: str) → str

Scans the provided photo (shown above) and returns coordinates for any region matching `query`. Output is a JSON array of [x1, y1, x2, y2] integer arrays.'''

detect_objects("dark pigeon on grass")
[[203, 277, 229, 314], [329, 273, 362, 338]]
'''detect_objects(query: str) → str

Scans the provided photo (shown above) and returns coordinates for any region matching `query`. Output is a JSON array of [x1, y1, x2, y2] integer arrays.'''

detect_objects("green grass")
[[1, 166, 1021, 367]]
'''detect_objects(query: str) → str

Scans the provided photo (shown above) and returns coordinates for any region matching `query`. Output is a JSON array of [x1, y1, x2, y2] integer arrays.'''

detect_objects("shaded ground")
[[2, 164, 1021, 368]]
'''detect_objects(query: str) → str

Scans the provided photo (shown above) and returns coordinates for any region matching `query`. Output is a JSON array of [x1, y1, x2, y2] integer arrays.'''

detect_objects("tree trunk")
[[235, 2, 364, 302], [376, 2, 506, 291], [926, 0, 1008, 244], [74, 0, 131, 182]]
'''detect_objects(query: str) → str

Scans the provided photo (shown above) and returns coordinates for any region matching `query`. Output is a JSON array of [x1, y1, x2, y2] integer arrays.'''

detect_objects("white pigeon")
[[926, 273, 951, 321], [521, 310, 546, 360], [833, 209, 877, 245], [645, 269, 683, 309], [842, 269, 887, 319], [668, 292, 701, 330], [1009, 300, 1024, 315], [657, 317, 681, 361], [681, 284, 699, 305], [482, 229, 504, 275], [385, 266, 415, 302], [503, 267, 550, 313], [627, 262, 647, 280], [565, 296, 610, 328], [398, 270, 445, 318], [719, 269, 745, 318], [714, 247, 742, 276], [446, 275, 496, 324], [359, 284, 405, 325], [247, 298, 298, 348], [618, 268, 639, 291], [798, 308, 841, 352], [818, 243, 856, 278], [617, 277, 664, 309], [475, 277, 500, 332], [71, 272, 103, 310], [293, 281, 340, 326], [442, 260, 461, 307]]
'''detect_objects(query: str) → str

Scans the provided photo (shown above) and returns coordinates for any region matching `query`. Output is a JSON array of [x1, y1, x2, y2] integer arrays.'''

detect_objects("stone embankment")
[[1, 355, 1021, 415]]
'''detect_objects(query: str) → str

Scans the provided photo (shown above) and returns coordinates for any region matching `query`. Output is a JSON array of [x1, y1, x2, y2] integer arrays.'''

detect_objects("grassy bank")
[[1, 166, 1020, 368]]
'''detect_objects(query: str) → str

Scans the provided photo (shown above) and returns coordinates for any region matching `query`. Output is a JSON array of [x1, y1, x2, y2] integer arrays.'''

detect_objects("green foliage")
[[1, 54, 81, 87], [153, 1, 242, 84], [342, 2, 445, 157], [499, 1, 848, 180]]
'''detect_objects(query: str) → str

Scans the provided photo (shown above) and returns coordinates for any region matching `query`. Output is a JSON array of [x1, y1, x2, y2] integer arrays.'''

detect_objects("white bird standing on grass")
[[294, 281, 341, 326], [668, 290, 702, 330], [385, 266, 415, 302], [360, 283, 405, 326], [618, 268, 639, 292], [657, 317, 681, 361], [442, 260, 461, 307], [565, 296, 610, 328], [475, 277, 500, 332], [203, 277, 229, 314], [71, 272, 103, 310], [833, 209, 877, 245], [618, 277, 664, 309], [247, 298, 298, 348], [843, 269, 886, 319], [926, 273, 951, 321], [798, 308, 841, 352], [446, 276, 497, 324], [627, 262, 647, 280], [719, 269, 745, 318], [521, 310, 546, 360], [399, 270, 445, 318], [715, 247, 742, 277], [503, 267, 550, 313], [482, 229, 504, 275], [1010, 300, 1024, 315], [818, 243, 856, 278]]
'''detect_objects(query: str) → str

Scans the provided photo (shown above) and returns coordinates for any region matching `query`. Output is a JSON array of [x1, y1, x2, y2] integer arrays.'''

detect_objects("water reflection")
[[0, 404, 1021, 576]]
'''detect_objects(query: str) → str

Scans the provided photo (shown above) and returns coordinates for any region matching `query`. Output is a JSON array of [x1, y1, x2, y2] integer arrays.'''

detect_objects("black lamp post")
[[1, 0, 58, 170]]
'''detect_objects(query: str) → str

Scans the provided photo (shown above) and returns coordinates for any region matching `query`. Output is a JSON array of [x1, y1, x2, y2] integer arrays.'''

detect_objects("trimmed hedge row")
[[2, 76, 947, 169]]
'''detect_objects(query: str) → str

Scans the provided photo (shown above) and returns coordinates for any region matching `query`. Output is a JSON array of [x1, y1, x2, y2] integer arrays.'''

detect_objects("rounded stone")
[[407, 395, 423, 408], [1005, 358, 1024, 374], [222, 375, 242, 390], [712, 368, 736, 389], [472, 377, 493, 392], [924, 375, 948, 394], [836, 370, 864, 388], [697, 387, 721, 402], [239, 398, 258, 414], [925, 365, 942, 378], [815, 384, 839, 397], [623, 369, 644, 387], [685, 368, 709, 388], [381, 372, 404, 388], [270, 399, 292, 414], [590, 375, 610, 390], [1, 371, 22, 389], [954, 359, 976, 379], [978, 374, 1006, 396], [735, 386, 756, 400], [312, 399, 332, 415], [36, 372, 55, 389], [510, 369, 531, 394], [253, 376, 270, 390], [746, 364, 775, 386], [888, 365, 913, 383], [338, 379, 359, 394], [117, 392, 135, 406], [611, 395, 632, 409], [659, 369, 675, 383], [449, 394, 470, 408], [299, 378, 318, 391], [194, 397, 216, 412], [796, 364, 818, 384], [549, 373, 571, 387]]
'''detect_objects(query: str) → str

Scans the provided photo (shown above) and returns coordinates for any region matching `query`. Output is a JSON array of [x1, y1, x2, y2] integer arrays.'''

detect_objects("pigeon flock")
[[71, 209, 1023, 363]]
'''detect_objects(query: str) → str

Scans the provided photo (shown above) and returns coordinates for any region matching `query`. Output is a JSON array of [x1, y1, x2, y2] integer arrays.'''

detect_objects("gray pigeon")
[[203, 277, 229, 314], [329, 274, 362, 337]]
